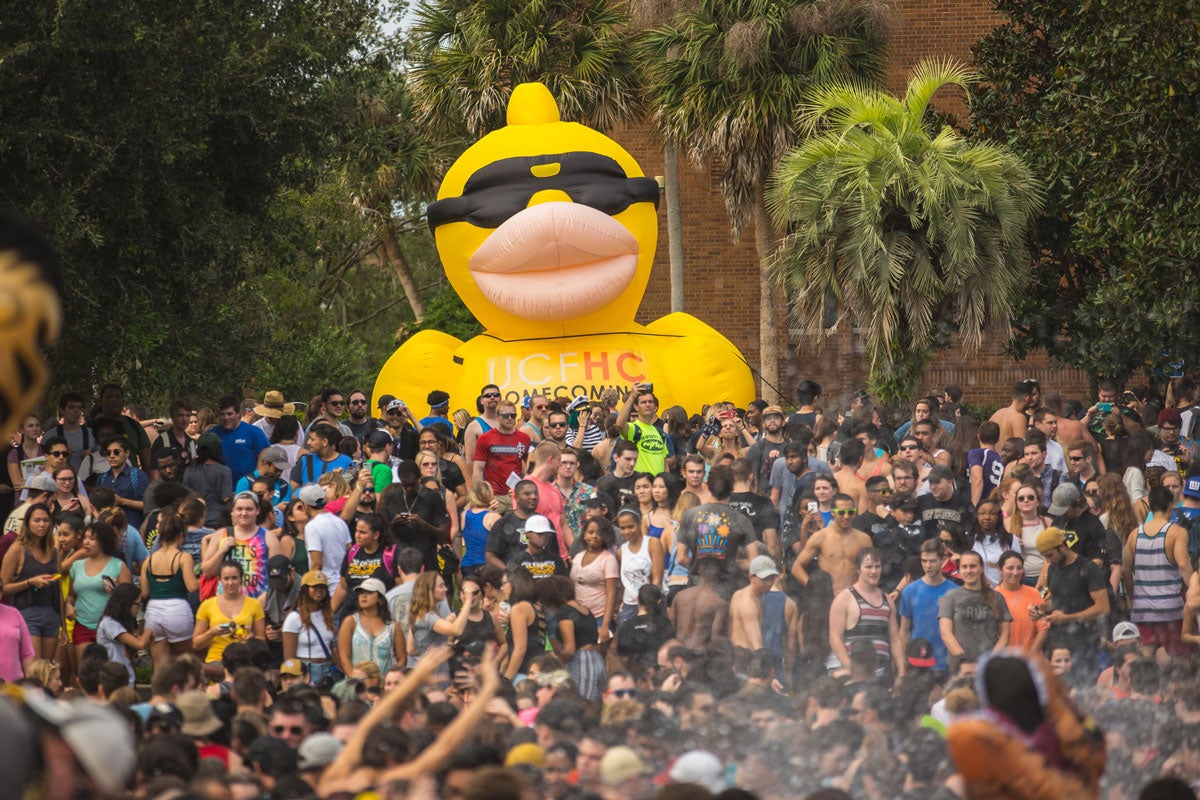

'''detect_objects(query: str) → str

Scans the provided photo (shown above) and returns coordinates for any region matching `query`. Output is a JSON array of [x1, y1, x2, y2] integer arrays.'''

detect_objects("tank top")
[[620, 539, 653, 606], [12, 547, 59, 611], [761, 591, 787, 658], [647, 522, 665, 539], [457, 611, 496, 652], [222, 527, 270, 598], [475, 416, 494, 435], [147, 550, 189, 600], [351, 613, 396, 672], [844, 586, 892, 668], [1131, 523, 1186, 623], [505, 603, 547, 675], [1020, 520, 1047, 576], [289, 535, 309, 575], [461, 509, 490, 567]]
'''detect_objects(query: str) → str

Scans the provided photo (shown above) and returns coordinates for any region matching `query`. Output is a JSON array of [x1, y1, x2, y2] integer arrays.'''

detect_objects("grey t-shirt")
[[678, 502, 757, 598], [938, 586, 1012, 660], [182, 463, 233, 527]]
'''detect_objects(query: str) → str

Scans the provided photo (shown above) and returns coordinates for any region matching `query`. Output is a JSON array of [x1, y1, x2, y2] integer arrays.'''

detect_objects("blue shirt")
[[289, 452, 353, 486], [235, 472, 293, 507], [97, 465, 151, 530], [899, 578, 957, 670], [211, 422, 270, 483], [121, 524, 150, 572]]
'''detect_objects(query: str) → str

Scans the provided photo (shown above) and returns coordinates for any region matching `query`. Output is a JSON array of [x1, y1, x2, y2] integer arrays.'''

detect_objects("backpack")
[[347, 543, 397, 578]]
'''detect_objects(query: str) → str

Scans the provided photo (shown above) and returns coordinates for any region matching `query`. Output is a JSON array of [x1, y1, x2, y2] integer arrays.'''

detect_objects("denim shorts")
[[21, 606, 61, 638]]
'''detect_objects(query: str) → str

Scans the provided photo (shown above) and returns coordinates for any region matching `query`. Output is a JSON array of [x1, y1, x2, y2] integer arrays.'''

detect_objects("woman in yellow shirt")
[[192, 561, 265, 670]]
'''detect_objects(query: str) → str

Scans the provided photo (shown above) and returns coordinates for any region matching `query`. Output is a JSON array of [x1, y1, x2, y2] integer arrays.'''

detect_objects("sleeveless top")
[[619, 539, 653, 606], [461, 509, 490, 567], [1131, 523, 1186, 623], [475, 416, 494, 435], [856, 450, 887, 480], [665, 521, 690, 588], [761, 591, 788, 658], [505, 603, 547, 675], [351, 613, 396, 672], [290, 535, 309, 575], [647, 522, 665, 539], [555, 604, 599, 648], [844, 586, 892, 667], [221, 527, 270, 598], [12, 547, 59, 611], [70, 557, 124, 630], [457, 611, 497, 651], [147, 550, 189, 600]]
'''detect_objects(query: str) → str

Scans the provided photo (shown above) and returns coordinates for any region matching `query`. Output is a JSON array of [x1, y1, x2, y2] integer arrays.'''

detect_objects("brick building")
[[618, 0, 1091, 411]]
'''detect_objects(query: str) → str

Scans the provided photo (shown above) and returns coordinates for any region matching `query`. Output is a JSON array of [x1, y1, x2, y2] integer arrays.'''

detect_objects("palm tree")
[[407, 0, 645, 138], [766, 59, 1045, 405], [641, 0, 890, 402]]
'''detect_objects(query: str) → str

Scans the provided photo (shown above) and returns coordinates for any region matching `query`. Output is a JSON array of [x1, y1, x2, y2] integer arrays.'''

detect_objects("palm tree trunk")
[[664, 142, 685, 313], [753, 185, 780, 403], [379, 219, 426, 323]]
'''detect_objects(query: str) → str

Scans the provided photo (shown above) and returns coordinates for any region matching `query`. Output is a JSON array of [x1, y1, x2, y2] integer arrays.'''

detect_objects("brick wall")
[[606, 0, 1091, 410]]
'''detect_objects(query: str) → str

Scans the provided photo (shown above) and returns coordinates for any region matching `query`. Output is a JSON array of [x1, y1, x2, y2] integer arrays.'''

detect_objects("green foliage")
[[970, 0, 1200, 381], [404, 284, 484, 343], [0, 0, 395, 406], [767, 60, 1044, 406], [407, 0, 645, 138], [640, 0, 890, 233]]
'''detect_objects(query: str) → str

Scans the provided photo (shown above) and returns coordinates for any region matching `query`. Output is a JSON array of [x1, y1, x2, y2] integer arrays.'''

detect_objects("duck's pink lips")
[[468, 202, 638, 321]]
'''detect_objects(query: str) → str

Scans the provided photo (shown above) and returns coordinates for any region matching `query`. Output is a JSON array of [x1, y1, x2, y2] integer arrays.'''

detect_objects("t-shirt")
[[0, 605, 33, 681], [625, 420, 668, 475], [96, 616, 136, 685], [345, 418, 381, 445], [381, 488, 449, 573], [196, 596, 265, 662], [473, 429, 531, 496], [727, 491, 780, 544], [938, 587, 1012, 660], [570, 550, 619, 619], [289, 452, 354, 486], [385, 582, 451, 633], [595, 473, 636, 510], [1046, 556, 1106, 616], [917, 492, 975, 539], [507, 549, 567, 580], [485, 512, 532, 564], [966, 448, 1003, 500], [528, 476, 568, 561], [338, 545, 396, 613], [305, 513, 351, 590], [999, 584, 1045, 650], [282, 609, 337, 660], [183, 462, 234, 528], [898, 578, 957, 670], [211, 422, 270, 483], [867, 516, 923, 592], [677, 503, 757, 598], [1052, 511, 1106, 563]]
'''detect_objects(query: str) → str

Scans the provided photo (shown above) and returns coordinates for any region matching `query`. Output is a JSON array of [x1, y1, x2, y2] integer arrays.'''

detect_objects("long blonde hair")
[[672, 491, 701, 525], [408, 572, 442, 626]]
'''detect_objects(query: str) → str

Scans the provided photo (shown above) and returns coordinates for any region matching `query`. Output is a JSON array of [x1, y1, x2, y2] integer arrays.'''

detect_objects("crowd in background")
[[3, 374, 1200, 799]]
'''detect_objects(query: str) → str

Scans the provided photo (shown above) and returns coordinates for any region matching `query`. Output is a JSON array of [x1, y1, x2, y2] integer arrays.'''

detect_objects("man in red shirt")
[[473, 400, 531, 513]]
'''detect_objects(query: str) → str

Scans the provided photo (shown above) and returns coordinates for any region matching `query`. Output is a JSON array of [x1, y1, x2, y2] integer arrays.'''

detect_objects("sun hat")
[[176, 691, 222, 737], [254, 391, 295, 419]]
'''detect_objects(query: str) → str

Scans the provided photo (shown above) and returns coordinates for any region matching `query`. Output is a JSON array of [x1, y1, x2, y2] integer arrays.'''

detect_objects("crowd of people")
[[2, 375, 1200, 799]]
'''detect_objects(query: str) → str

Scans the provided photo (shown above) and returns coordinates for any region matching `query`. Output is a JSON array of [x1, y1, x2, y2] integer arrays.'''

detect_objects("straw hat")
[[254, 390, 295, 419]]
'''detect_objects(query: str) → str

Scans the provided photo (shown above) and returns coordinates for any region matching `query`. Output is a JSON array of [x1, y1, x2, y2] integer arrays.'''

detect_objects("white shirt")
[[305, 512, 351, 590], [282, 609, 336, 659], [1046, 439, 1067, 474]]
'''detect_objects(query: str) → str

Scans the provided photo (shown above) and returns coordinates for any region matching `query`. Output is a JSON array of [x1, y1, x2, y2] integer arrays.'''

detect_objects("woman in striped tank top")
[[1124, 486, 1189, 655]]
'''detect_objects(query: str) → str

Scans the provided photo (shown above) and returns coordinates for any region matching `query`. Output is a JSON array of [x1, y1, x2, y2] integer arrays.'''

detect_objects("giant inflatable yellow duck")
[[374, 82, 755, 413]]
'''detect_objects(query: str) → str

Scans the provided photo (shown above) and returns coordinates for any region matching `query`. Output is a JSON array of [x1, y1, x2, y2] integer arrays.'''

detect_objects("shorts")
[[72, 624, 97, 645], [1138, 620, 1185, 656], [494, 494, 513, 514], [20, 606, 61, 638], [145, 598, 196, 643]]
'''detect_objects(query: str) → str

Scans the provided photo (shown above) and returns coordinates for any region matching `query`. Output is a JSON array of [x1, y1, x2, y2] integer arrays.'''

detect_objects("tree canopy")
[[971, 0, 1200, 381]]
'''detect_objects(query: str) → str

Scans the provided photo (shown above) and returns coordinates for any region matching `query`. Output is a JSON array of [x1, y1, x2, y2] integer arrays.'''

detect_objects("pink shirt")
[[0, 605, 34, 681], [529, 476, 569, 561], [569, 550, 619, 620]]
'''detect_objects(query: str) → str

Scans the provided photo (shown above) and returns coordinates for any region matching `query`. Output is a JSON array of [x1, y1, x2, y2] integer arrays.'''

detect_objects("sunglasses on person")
[[547, 421, 568, 428], [1084, 489, 1100, 497], [327, 400, 345, 407], [899, 445, 919, 451], [272, 724, 305, 737], [481, 392, 501, 399], [47, 449, 70, 458], [875, 488, 893, 496], [1017, 494, 1038, 502], [349, 399, 368, 406], [832, 508, 857, 516], [498, 413, 517, 420], [609, 688, 637, 699], [1068, 455, 1085, 462], [104, 448, 125, 456]]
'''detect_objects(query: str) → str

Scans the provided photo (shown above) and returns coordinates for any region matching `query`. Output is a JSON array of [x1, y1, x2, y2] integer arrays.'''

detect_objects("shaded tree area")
[[971, 0, 1200, 381], [0, 0, 446, 405]]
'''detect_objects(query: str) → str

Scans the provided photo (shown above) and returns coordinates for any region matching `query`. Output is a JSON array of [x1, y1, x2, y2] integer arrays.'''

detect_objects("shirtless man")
[[831, 439, 871, 515], [463, 384, 502, 468], [681, 454, 714, 505], [852, 423, 892, 481], [790, 493, 873, 595], [668, 558, 729, 650], [989, 381, 1034, 444], [730, 556, 798, 669], [828, 547, 904, 679], [1042, 390, 1105, 471]]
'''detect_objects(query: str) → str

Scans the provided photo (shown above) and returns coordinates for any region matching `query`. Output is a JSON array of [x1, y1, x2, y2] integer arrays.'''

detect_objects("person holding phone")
[[65, 520, 131, 661], [193, 561, 265, 668]]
